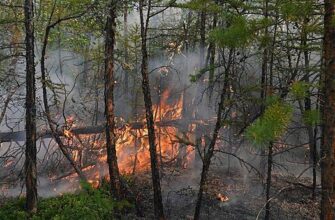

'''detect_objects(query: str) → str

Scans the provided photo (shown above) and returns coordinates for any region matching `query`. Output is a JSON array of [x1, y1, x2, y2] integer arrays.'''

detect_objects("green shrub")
[[303, 109, 320, 126], [290, 81, 310, 100], [0, 184, 132, 220], [246, 101, 293, 147]]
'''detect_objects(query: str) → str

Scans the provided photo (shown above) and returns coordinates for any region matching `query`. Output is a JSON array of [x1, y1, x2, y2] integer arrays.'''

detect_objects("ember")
[[217, 193, 229, 202]]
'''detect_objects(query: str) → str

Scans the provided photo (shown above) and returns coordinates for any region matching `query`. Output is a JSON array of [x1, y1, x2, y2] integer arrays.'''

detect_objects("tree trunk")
[[194, 69, 229, 220], [302, 25, 318, 199], [260, 0, 269, 176], [139, 0, 165, 219], [104, 0, 122, 199], [177, 29, 191, 168], [264, 142, 273, 220], [24, 0, 37, 213], [40, 11, 87, 182], [199, 11, 206, 67], [208, 6, 217, 88], [194, 9, 207, 168], [321, 1, 335, 219], [123, 0, 129, 95]]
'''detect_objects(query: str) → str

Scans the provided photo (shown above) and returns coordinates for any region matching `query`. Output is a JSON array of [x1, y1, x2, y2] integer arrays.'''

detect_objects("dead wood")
[[0, 119, 209, 143]]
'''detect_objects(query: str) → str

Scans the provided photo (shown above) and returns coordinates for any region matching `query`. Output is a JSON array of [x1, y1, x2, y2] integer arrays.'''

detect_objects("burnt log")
[[0, 119, 212, 143]]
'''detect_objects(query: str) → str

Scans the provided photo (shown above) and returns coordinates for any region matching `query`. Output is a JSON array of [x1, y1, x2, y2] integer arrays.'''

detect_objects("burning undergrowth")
[[58, 89, 196, 187], [0, 50, 320, 219], [0, 86, 198, 196]]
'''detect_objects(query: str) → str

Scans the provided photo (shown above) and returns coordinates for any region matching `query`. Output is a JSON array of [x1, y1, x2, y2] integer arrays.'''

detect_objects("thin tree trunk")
[[264, 142, 273, 220], [302, 24, 318, 199], [199, 11, 206, 67], [177, 35, 191, 168], [194, 68, 229, 220], [194, 9, 207, 168], [104, 0, 122, 199], [208, 7, 217, 88], [123, 0, 129, 95], [260, 0, 269, 175], [139, 0, 165, 219], [24, 0, 37, 213], [57, 16, 63, 76], [321, 0, 335, 219], [40, 9, 87, 182]]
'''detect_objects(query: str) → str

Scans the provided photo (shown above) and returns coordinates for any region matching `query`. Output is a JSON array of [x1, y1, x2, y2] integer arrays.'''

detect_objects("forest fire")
[[217, 193, 229, 202], [60, 89, 195, 187], [1, 0, 327, 218]]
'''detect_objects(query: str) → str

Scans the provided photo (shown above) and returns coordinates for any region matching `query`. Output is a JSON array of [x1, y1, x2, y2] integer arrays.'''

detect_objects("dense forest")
[[0, 0, 334, 219]]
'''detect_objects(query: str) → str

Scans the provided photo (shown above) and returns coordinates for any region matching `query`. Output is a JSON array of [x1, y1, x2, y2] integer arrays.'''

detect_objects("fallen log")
[[0, 119, 213, 143]]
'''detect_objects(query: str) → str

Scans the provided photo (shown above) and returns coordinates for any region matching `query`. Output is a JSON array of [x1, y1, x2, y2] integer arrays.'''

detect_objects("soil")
[[127, 165, 320, 220]]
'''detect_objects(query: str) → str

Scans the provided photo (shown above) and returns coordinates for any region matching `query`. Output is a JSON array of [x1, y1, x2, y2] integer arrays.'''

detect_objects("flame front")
[[61, 89, 195, 187]]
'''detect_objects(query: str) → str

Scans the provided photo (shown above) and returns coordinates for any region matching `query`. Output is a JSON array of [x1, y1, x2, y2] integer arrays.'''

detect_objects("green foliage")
[[265, 95, 280, 107], [303, 109, 320, 126], [209, 14, 272, 48], [209, 16, 252, 48], [35, 0, 104, 53], [189, 66, 215, 83], [279, 0, 314, 21], [246, 101, 293, 147], [0, 186, 132, 220], [303, 19, 323, 36], [177, 0, 220, 13], [290, 81, 310, 100]]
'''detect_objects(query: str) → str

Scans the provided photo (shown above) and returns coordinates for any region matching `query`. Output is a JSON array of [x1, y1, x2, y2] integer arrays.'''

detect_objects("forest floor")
[[128, 165, 320, 220], [0, 164, 320, 219]]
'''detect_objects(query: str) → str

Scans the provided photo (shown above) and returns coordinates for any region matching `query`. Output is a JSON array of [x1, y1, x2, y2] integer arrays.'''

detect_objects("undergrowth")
[[0, 182, 133, 220]]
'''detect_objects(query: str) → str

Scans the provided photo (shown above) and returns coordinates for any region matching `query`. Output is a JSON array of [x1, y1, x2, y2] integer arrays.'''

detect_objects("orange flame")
[[217, 193, 229, 202], [61, 89, 195, 187]]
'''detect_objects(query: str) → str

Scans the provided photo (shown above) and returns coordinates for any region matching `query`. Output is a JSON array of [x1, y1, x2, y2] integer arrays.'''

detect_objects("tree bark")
[[302, 22, 318, 199], [24, 0, 37, 213], [104, 0, 122, 199], [194, 9, 207, 168], [194, 69, 229, 220], [259, 0, 269, 176], [321, 0, 335, 219], [199, 11, 206, 67], [139, 0, 165, 218], [123, 0, 129, 95], [208, 14, 217, 88], [264, 142, 273, 220]]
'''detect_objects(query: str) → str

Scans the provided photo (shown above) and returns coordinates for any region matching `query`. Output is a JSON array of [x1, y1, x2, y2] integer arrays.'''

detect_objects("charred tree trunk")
[[302, 24, 318, 199], [208, 6, 217, 88], [123, 0, 129, 95], [321, 1, 335, 219], [199, 11, 206, 67], [194, 9, 207, 168], [260, 0, 269, 176], [104, 0, 122, 199], [24, 0, 37, 213], [264, 142, 273, 220], [139, 0, 165, 219], [194, 69, 229, 220]]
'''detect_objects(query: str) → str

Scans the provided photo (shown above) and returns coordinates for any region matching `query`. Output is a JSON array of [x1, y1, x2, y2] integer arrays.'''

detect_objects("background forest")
[[0, 0, 334, 219]]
